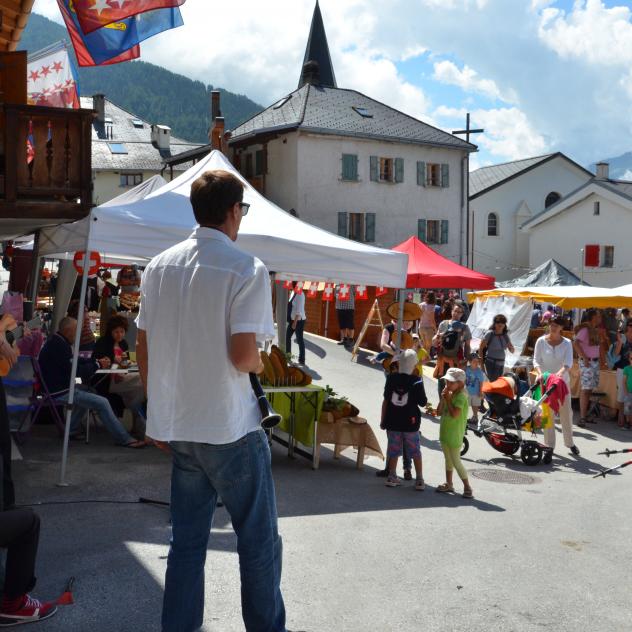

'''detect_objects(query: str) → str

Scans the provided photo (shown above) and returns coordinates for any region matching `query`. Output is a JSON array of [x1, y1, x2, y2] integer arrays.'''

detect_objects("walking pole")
[[597, 447, 632, 457], [593, 460, 632, 478]]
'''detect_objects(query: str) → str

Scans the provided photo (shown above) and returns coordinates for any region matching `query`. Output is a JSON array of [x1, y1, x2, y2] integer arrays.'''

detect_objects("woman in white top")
[[418, 291, 437, 353], [533, 316, 579, 461], [286, 282, 307, 365]]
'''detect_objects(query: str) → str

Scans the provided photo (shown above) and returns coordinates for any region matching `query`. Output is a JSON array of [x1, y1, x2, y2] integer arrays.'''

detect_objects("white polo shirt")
[[136, 227, 275, 444]]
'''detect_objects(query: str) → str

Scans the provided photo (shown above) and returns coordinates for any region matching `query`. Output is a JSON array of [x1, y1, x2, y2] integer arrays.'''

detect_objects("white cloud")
[[623, 170, 632, 180], [538, 0, 632, 66], [433, 60, 514, 102], [470, 108, 548, 160]]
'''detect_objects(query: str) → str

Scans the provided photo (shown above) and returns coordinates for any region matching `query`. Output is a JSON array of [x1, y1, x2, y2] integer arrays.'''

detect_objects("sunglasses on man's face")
[[238, 202, 250, 216]]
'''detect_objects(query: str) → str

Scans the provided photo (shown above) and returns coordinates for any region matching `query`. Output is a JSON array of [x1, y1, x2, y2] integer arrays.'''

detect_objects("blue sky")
[[35, 0, 632, 172]]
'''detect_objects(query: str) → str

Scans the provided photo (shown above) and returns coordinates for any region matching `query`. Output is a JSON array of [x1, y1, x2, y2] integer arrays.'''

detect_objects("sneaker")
[[0, 595, 58, 627], [375, 467, 389, 477], [336, 339, 346, 345], [385, 474, 400, 487], [403, 469, 413, 481], [542, 448, 553, 464], [415, 478, 425, 491], [577, 418, 586, 428], [570, 445, 580, 456]]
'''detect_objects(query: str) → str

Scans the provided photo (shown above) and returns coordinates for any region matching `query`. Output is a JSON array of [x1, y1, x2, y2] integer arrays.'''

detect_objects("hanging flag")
[[355, 285, 368, 300], [294, 284, 303, 295], [27, 43, 80, 108], [376, 286, 389, 297], [338, 284, 350, 299], [73, 0, 186, 34], [57, 0, 140, 66], [283, 280, 293, 290], [46, 120, 53, 152], [26, 120, 35, 165], [322, 283, 334, 302], [307, 282, 319, 298]]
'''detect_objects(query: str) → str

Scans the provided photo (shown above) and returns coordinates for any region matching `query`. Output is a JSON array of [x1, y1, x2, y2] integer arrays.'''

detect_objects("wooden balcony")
[[0, 103, 94, 221]]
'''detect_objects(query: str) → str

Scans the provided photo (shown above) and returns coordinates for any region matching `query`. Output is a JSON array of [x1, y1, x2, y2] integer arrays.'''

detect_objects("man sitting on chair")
[[37, 317, 144, 448]]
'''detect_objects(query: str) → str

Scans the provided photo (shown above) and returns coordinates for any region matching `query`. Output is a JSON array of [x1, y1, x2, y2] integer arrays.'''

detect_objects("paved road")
[[14, 333, 632, 631]]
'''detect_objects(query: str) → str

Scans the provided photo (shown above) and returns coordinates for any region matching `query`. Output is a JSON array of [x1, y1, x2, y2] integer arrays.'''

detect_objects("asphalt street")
[[12, 333, 632, 632]]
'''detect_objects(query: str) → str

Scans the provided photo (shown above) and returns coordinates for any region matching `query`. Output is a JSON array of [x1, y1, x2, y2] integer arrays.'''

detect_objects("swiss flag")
[[307, 282, 319, 298], [376, 286, 389, 297], [283, 280, 293, 290], [338, 284, 350, 299], [294, 284, 303, 295], [355, 285, 368, 300], [322, 283, 334, 302]]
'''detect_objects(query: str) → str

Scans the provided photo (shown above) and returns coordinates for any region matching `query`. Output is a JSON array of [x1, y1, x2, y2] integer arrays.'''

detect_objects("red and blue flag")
[[26, 120, 35, 165], [57, 1, 183, 67], [73, 0, 186, 35]]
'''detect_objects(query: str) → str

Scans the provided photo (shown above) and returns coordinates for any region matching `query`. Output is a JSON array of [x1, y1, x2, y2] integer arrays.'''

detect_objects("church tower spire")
[[298, 1, 337, 89]]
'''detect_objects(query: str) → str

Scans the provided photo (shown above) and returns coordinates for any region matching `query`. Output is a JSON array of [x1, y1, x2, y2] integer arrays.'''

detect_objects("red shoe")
[[0, 594, 58, 627]]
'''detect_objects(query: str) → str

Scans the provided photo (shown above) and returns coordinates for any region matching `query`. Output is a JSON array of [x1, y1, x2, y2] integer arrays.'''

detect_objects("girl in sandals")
[[437, 368, 473, 499]]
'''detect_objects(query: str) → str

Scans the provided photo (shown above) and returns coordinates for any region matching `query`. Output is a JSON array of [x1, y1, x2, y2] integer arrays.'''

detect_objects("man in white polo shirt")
[[136, 170, 286, 632]]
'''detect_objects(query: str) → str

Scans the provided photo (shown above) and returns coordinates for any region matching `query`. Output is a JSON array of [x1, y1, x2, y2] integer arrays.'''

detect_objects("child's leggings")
[[441, 444, 468, 480]]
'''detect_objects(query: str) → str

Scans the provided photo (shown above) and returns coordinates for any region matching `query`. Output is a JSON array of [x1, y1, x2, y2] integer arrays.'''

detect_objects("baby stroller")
[[461, 375, 557, 466]]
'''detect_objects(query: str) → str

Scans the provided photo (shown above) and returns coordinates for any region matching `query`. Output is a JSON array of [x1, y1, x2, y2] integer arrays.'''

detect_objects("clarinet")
[[249, 372, 282, 429]]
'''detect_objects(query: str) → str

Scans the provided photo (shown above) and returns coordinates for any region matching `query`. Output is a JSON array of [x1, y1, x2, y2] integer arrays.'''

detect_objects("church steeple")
[[298, 1, 337, 89]]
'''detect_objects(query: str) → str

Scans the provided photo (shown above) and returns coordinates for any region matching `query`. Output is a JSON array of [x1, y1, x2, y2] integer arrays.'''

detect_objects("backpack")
[[441, 324, 461, 356]]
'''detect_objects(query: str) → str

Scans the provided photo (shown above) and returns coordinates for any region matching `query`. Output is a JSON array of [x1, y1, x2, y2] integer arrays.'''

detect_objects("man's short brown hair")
[[189, 170, 244, 226]]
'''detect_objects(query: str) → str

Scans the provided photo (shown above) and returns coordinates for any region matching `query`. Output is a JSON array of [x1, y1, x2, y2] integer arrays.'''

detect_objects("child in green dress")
[[436, 367, 473, 498]]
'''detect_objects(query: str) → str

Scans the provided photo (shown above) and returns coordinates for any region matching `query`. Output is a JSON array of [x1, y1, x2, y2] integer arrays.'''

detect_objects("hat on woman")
[[444, 367, 466, 383], [386, 301, 422, 321]]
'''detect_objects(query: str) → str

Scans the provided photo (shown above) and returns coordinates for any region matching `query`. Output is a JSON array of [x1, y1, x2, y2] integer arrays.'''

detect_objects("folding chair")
[[28, 356, 70, 437]]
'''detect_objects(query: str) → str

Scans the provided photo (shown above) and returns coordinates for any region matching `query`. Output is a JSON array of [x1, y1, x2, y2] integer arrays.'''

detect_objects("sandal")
[[436, 483, 455, 493], [122, 440, 146, 449], [462, 489, 474, 499]]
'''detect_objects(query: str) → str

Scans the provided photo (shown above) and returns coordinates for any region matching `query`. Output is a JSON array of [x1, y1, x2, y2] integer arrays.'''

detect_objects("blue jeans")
[[57, 387, 133, 446], [163, 430, 286, 632]]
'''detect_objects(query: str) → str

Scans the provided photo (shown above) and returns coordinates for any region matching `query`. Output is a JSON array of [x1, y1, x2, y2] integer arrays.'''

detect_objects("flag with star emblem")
[[73, 0, 186, 35], [27, 42, 80, 108]]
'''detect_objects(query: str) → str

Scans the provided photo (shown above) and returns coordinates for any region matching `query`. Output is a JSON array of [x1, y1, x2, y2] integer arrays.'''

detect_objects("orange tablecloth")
[[314, 417, 384, 469]]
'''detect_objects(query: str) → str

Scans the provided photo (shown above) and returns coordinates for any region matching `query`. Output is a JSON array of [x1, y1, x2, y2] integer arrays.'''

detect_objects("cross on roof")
[[452, 112, 484, 144]]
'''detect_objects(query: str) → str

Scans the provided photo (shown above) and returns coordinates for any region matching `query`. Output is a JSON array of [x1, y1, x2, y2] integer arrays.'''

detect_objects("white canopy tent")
[[40, 150, 407, 286], [49, 150, 407, 485]]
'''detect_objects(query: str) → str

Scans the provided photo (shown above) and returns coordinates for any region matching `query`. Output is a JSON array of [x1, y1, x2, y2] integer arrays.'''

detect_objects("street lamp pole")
[[580, 248, 585, 284]]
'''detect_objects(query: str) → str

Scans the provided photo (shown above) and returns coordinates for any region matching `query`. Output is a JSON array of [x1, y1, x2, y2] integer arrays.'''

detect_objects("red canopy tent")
[[392, 236, 495, 289]]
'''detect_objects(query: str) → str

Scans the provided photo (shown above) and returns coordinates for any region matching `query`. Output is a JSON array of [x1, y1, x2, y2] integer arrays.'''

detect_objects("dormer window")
[[131, 119, 144, 128], [352, 106, 372, 118], [272, 95, 292, 109]]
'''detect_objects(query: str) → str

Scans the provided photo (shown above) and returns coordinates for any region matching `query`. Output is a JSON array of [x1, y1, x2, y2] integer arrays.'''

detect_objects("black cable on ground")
[[16, 497, 169, 508]]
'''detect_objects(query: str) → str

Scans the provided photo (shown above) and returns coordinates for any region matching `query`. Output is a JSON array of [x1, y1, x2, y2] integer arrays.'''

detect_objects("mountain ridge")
[[19, 13, 264, 144]]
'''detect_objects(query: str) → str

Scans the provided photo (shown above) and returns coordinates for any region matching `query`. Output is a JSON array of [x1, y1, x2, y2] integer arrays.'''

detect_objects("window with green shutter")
[[440, 220, 449, 244], [441, 163, 449, 188], [417, 161, 425, 186], [341, 154, 358, 181], [365, 212, 376, 242], [394, 158, 404, 183], [369, 156, 378, 181], [417, 219, 427, 243], [338, 212, 348, 237], [255, 150, 265, 176]]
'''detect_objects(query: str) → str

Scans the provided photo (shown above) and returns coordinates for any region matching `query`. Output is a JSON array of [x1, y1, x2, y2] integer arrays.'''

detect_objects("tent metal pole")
[[58, 226, 93, 486], [324, 298, 330, 338], [395, 289, 405, 352]]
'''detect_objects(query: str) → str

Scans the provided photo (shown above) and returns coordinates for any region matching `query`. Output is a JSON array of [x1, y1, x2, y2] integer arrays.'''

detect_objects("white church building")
[[469, 152, 593, 282]]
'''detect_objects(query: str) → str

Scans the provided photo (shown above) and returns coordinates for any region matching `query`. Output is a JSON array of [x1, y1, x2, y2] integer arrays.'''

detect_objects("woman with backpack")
[[479, 314, 515, 381]]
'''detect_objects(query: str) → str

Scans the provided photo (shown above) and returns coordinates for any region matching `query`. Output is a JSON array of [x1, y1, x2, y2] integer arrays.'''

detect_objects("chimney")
[[93, 93, 105, 123], [210, 117, 225, 151], [151, 124, 171, 151], [595, 162, 609, 180], [208, 89, 224, 150], [300, 60, 321, 86], [211, 90, 221, 122]]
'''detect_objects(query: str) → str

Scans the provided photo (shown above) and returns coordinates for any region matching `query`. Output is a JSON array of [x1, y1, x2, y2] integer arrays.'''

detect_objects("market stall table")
[[264, 385, 324, 467], [314, 416, 383, 469]]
